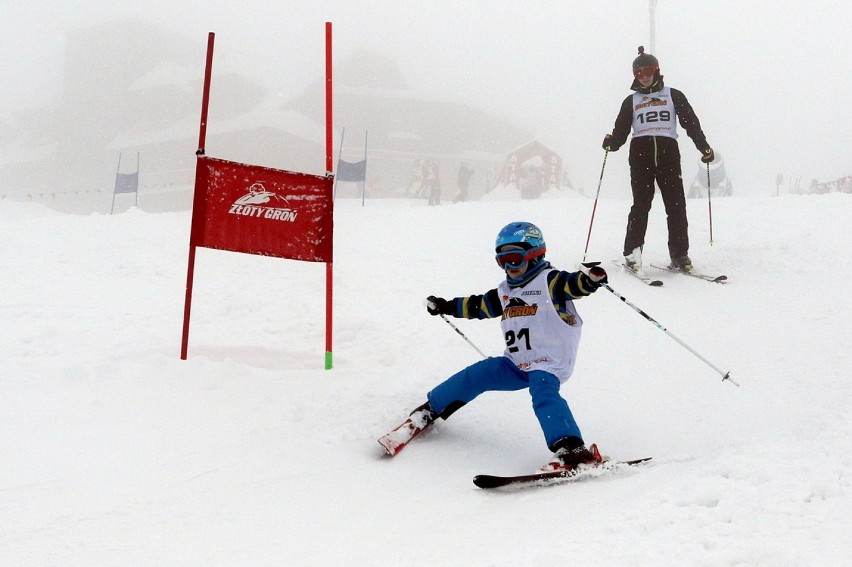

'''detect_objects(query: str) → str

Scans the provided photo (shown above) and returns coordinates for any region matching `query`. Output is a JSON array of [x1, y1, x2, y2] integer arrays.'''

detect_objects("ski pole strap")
[[602, 283, 738, 386]]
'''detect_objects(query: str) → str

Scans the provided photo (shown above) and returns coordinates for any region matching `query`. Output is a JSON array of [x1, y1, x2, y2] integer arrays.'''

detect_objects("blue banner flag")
[[114, 172, 139, 194], [336, 159, 366, 182]]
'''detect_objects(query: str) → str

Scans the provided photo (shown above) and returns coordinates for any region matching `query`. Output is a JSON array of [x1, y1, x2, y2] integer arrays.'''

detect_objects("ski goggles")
[[495, 246, 545, 270], [633, 65, 658, 80]]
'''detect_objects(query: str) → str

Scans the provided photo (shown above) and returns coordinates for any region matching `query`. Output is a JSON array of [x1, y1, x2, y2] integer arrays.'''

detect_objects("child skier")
[[381, 221, 608, 472]]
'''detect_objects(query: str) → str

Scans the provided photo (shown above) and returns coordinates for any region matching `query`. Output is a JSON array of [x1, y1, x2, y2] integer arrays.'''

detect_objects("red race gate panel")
[[192, 157, 333, 262]]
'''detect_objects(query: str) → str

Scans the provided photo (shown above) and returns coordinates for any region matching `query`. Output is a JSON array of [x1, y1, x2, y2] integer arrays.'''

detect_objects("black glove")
[[701, 147, 715, 164], [426, 295, 453, 316], [581, 266, 608, 290], [602, 134, 618, 152]]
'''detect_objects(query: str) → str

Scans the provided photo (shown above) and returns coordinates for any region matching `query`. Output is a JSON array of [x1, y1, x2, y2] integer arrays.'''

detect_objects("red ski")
[[473, 457, 652, 489], [378, 414, 432, 456]]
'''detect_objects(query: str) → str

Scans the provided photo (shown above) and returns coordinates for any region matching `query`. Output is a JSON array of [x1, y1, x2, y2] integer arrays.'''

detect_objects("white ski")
[[612, 260, 663, 286], [649, 264, 728, 284]]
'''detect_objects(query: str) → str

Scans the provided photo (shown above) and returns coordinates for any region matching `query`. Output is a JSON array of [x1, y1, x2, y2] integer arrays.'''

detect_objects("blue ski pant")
[[426, 356, 582, 450]]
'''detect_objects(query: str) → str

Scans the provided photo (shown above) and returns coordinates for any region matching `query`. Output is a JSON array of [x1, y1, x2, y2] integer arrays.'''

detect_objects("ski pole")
[[602, 282, 737, 386], [425, 299, 488, 359], [582, 150, 609, 263], [439, 315, 488, 359], [707, 162, 714, 245]]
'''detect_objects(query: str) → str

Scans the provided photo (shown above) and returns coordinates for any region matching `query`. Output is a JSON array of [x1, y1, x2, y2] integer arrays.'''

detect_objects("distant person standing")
[[427, 160, 441, 206], [454, 162, 474, 202], [603, 46, 715, 274]]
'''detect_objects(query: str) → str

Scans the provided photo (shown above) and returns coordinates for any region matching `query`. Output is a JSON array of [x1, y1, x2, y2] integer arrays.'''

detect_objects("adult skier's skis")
[[612, 260, 663, 286], [650, 264, 727, 284]]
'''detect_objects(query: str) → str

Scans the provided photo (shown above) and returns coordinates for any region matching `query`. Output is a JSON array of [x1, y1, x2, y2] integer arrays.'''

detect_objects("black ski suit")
[[606, 76, 711, 260]]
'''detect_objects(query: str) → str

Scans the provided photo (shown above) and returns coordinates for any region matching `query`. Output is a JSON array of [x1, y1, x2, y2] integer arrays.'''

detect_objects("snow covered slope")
[[1, 193, 850, 565]]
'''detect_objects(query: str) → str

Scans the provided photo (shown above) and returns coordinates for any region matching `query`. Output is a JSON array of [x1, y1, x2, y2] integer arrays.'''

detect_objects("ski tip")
[[377, 437, 400, 457], [472, 475, 501, 489], [612, 259, 664, 286], [624, 456, 653, 465], [632, 269, 666, 284]]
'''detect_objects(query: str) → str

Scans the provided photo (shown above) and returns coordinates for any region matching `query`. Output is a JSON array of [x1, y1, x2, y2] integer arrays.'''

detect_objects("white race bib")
[[631, 86, 678, 139]]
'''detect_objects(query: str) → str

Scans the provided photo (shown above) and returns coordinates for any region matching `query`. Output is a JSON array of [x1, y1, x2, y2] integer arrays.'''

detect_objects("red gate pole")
[[181, 32, 215, 360], [324, 22, 334, 370]]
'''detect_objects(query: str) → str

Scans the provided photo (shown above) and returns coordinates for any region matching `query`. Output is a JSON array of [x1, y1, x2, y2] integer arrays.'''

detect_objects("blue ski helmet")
[[495, 222, 546, 254]]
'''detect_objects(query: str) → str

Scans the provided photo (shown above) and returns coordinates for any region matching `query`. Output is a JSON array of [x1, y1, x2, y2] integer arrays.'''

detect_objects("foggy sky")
[[3, 0, 850, 194]]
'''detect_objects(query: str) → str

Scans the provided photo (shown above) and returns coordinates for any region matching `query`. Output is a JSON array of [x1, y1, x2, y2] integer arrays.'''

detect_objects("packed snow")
[[1, 191, 850, 565]]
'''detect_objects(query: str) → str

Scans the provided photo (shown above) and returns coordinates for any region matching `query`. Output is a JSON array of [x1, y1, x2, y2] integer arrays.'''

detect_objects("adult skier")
[[385, 221, 608, 472], [603, 46, 715, 273]]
